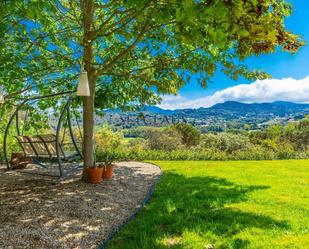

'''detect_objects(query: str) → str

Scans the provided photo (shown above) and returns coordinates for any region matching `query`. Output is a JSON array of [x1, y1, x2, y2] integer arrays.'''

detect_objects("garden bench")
[[15, 134, 80, 162]]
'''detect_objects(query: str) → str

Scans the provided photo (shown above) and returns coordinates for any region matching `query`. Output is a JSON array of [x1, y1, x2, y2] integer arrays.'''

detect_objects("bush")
[[96, 146, 307, 161], [95, 125, 125, 150], [105, 149, 228, 161], [199, 132, 253, 153], [143, 127, 183, 151], [96, 149, 122, 166], [231, 147, 276, 160], [127, 137, 148, 151], [171, 123, 201, 147]]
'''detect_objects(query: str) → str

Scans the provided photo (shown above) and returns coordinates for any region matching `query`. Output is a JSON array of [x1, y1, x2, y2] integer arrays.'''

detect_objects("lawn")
[[106, 160, 309, 249]]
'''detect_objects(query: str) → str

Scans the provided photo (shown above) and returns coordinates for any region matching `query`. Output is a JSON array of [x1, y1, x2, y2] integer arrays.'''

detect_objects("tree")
[[171, 123, 201, 147], [144, 127, 183, 151], [0, 0, 303, 179]]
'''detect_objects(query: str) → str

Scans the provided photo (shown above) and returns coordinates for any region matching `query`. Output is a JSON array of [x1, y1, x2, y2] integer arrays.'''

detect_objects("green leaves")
[[0, 0, 304, 112], [238, 29, 250, 37]]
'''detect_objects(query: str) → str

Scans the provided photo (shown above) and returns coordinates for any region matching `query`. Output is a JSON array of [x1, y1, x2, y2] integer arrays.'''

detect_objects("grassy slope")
[[107, 160, 309, 249]]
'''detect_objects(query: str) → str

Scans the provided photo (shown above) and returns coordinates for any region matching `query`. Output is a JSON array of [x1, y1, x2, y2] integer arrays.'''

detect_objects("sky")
[[159, 0, 309, 110]]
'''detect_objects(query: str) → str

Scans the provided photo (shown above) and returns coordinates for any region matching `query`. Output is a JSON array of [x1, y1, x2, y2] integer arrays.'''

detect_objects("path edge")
[[98, 161, 162, 249]]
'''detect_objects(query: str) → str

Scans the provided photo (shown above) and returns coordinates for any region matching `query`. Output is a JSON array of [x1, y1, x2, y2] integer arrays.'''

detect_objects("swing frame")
[[3, 91, 83, 180]]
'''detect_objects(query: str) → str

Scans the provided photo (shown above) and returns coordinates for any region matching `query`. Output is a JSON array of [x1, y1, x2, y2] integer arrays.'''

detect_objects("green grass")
[[107, 160, 309, 249]]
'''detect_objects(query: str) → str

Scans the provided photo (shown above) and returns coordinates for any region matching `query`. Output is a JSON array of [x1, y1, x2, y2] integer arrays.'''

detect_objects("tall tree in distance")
[[0, 0, 304, 179]]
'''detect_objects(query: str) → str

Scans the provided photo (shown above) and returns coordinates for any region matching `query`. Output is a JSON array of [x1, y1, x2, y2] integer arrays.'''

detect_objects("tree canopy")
[[1, 0, 303, 108], [0, 0, 304, 172]]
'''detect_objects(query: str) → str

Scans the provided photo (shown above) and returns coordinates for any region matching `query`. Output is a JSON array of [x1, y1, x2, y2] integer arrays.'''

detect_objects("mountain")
[[107, 101, 309, 116], [141, 106, 175, 115], [208, 101, 309, 114], [102, 101, 309, 129], [142, 101, 309, 117]]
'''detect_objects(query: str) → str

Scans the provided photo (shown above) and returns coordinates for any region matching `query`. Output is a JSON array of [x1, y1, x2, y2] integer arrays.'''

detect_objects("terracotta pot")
[[87, 167, 103, 184], [102, 164, 114, 180]]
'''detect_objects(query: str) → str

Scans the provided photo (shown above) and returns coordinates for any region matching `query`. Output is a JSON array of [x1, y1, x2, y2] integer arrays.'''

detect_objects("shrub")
[[143, 127, 183, 151], [171, 123, 201, 147], [96, 146, 308, 161], [199, 132, 253, 153], [95, 125, 125, 150], [231, 147, 276, 160], [276, 144, 296, 159], [96, 149, 121, 166], [127, 138, 148, 151]]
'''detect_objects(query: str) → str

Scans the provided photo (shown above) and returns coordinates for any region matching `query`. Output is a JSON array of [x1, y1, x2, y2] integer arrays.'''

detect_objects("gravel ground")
[[0, 162, 162, 249]]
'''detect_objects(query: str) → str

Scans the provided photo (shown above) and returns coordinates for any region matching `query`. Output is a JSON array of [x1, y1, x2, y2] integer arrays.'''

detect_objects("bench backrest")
[[16, 134, 58, 158]]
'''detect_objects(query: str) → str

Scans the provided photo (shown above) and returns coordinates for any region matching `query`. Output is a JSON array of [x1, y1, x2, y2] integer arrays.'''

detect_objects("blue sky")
[[159, 0, 309, 109]]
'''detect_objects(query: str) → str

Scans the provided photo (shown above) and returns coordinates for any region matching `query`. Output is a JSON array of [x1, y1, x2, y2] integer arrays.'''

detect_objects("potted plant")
[[87, 149, 104, 184], [99, 150, 119, 180]]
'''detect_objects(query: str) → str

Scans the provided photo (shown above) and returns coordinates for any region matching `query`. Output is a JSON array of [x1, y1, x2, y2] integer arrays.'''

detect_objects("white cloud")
[[158, 76, 309, 110]]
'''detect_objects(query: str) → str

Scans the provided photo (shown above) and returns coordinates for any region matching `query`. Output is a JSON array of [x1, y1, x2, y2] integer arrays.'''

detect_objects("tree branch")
[[4, 85, 34, 100], [96, 22, 150, 76]]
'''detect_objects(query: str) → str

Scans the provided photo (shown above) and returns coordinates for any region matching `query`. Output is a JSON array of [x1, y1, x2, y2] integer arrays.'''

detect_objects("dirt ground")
[[0, 162, 162, 249]]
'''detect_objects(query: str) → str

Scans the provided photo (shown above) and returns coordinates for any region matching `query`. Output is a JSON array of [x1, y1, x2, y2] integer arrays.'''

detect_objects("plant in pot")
[[87, 151, 104, 184], [99, 150, 119, 180]]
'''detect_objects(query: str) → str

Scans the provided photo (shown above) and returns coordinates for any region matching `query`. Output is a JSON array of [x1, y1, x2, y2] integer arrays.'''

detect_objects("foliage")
[[127, 137, 148, 151], [123, 126, 153, 139], [171, 123, 201, 147], [1, 0, 303, 108], [249, 118, 309, 152], [96, 149, 121, 168], [94, 116, 309, 161], [104, 148, 308, 161], [95, 125, 125, 150], [107, 160, 309, 249], [1, 0, 304, 168], [1, 112, 307, 162], [142, 127, 183, 151], [198, 132, 253, 153]]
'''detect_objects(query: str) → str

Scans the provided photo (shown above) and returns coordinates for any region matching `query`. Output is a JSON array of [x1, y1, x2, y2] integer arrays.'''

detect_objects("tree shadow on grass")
[[110, 171, 290, 249]]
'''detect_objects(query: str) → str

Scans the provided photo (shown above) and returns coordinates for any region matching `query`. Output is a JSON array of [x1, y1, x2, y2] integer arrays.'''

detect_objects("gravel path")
[[0, 162, 162, 249]]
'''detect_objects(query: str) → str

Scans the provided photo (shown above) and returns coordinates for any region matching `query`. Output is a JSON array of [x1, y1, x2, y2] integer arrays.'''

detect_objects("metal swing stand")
[[3, 91, 84, 182]]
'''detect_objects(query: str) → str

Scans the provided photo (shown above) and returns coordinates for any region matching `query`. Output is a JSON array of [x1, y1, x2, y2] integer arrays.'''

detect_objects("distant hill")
[[208, 101, 309, 114], [102, 101, 309, 129], [141, 106, 175, 115], [142, 101, 309, 117]]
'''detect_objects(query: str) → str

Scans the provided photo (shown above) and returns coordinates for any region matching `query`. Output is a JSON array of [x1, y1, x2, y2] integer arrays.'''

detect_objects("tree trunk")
[[81, 0, 96, 180], [82, 72, 96, 168]]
